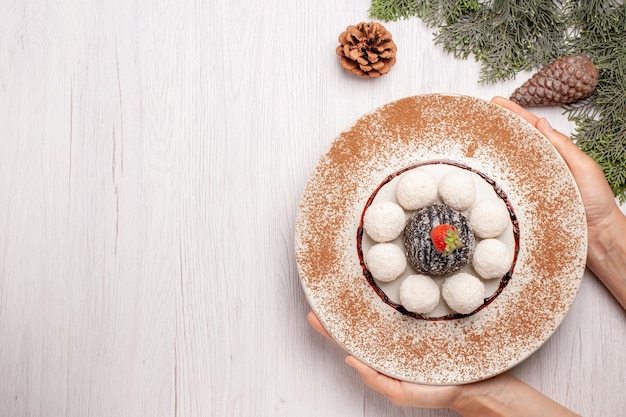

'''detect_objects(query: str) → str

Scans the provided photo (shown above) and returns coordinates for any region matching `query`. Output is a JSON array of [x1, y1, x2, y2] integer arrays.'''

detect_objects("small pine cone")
[[510, 55, 599, 107], [336, 22, 397, 78]]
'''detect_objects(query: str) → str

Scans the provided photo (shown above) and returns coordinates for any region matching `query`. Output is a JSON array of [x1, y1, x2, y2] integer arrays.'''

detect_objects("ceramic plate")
[[295, 94, 587, 384]]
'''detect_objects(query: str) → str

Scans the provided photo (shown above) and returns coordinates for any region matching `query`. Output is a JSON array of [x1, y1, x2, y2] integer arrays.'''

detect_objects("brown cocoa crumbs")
[[465, 141, 478, 158], [295, 95, 587, 384]]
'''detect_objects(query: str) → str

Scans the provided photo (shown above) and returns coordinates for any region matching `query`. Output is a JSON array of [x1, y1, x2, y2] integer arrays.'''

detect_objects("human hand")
[[492, 96, 626, 309], [491, 97, 620, 240]]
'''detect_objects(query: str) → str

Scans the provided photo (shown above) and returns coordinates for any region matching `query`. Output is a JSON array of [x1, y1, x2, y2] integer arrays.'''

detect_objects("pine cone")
[[510, 55, 599, 107], [336, 22, 397, 78]]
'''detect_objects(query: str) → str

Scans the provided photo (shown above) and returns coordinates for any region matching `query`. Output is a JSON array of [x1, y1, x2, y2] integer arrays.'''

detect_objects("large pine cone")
[[336, 22, 397, 78], [510, 55, 599, 107]]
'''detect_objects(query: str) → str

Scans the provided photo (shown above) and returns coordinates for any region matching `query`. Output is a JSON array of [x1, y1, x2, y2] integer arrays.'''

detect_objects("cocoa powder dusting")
[[295, 95, 586, 384]]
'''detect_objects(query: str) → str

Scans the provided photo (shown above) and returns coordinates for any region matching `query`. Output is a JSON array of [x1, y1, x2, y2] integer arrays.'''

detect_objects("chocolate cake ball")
[[403, 204, 475, 276]]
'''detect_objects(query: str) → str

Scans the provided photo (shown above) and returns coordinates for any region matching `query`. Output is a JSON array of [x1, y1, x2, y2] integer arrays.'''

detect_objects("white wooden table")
[[1, 1, 625, 416]]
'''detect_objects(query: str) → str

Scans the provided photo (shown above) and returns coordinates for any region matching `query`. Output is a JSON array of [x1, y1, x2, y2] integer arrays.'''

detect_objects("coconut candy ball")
[[399, 274, 440, 314], [473, 238, 512, 280], [364, 242, 407, 282], [363, 201, 406, 242], [470, 199, 510, 238], [395, 169, 438, 211], [438, 169, 476, 211], [442, 272, 485, 314]]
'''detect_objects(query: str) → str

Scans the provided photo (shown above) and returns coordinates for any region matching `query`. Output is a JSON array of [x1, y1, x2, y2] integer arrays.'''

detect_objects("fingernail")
[[539, 117, 554, 133], [345, 356, 355, 368]]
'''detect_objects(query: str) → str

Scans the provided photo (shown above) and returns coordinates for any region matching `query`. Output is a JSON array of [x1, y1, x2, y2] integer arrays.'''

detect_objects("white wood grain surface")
[[1, 1, 625, 416]]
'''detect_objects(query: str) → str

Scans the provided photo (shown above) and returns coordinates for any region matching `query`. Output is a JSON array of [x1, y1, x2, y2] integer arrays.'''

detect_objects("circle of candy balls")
[[473, 239, 511, 280], [363, 165, 515, 317], [399, 274, 440, 314], [442, 272, 485, 314], [438, 170, 476, 211], [470, 199, 510, 238], [395, 169, 438, 210], [363, 201, 406, 242], [365, 243, 407, 282]]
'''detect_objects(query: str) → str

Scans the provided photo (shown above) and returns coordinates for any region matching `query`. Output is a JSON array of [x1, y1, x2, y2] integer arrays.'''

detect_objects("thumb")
[[534, 117, 604, 182], [535, 117, 582, 166], [535, 117, 616, 223]]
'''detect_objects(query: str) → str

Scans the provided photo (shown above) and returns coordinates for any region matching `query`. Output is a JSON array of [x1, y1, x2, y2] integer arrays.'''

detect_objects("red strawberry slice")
[[430, 224, 464, 256]]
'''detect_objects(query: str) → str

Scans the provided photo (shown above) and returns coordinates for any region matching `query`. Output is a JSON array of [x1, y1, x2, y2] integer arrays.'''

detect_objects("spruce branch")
[[563, 2, 626, 200], [369, 0, 422, 22]]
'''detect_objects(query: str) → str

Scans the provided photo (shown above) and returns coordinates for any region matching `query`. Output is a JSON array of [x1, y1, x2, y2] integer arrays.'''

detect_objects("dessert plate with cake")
[[295, 94, 587, 385]]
